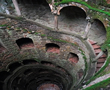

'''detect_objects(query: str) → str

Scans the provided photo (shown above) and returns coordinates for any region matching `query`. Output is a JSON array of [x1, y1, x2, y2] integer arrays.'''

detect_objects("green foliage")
[[15, 16, 24, 20], [0, 24, 7, 27], [85, 56, 110, 85], [83, 76, 110, 90], [34, 58, 40, 63], [7, 26, 11, 28], [101, 27, 110, 51], [35, 32, 38, 35], [22, 29, 27, 32], [80, 50, 88, 72], [41, 34, 46, 37], [77, 48, 88, 88]]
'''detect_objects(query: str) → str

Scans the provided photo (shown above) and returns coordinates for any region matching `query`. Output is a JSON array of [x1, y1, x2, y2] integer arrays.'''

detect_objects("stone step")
[[99, 54, 107, 58], [88, 40, 97, 45], [94, 49, 102, 54], [97, 58, 106, 63], [92, 44, 101, 49], [97, 63, 104, 68], [88, 40, 107, 73]]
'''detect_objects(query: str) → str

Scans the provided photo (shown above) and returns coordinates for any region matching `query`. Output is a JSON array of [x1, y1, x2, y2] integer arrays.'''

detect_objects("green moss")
[[83, 76, 110, 90], [15, 16, 24, 20], [16, 27, 20, 29], [47, 36, 53, 39], [80, 49, 88, 72], [77, 48, 88, 86], [101, 27, 110, 51], [55, 0, 110, 16], [41, 34, 46, 37], [0, 24, 7, 27], [35, 32, 38, 35], [97, 68, 110, 77], [86, 56, 110, 85], [7, 26, 11, 28], [22, 29, 27, 32], [52, 38, 68, 43], [34, 58, 40, 63]]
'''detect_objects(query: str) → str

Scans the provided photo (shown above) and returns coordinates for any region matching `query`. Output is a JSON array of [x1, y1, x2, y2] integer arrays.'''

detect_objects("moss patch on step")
[[83, 75, 110, 90], [55, 0, 110, 16], [85, 56, 110, 85]]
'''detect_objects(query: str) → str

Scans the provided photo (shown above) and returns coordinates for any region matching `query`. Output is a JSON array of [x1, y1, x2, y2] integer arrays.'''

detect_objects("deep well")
[[0, 0, 110, 90]]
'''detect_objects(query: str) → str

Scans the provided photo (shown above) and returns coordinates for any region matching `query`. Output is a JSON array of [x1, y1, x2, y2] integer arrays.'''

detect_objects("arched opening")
[[46, 43, 60, 53], [16, 0, 53, 21], [68, 53, 79, 63], [77, 69, 84, 79], [88, 19, 106, 44], [58, 6, 87, 32], [16, 38, 34, 49], [60, 6, 86, 19], [0, 44, 6, 53]]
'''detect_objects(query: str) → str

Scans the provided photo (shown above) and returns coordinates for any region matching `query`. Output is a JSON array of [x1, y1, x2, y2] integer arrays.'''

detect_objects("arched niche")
[[16, 38, 34, 49], [58, 6, 87, 32], [68, 52, 79, 64], [45, 43, 60, 53], [59, 6, 86, 20], [88, 19, 106, 44]]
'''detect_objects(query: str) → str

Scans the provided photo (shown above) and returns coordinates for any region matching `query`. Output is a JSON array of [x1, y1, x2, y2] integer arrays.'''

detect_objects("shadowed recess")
[[46, 43, 60, 53], [68, 52, 79, 63], [16, 38, 34, 49]]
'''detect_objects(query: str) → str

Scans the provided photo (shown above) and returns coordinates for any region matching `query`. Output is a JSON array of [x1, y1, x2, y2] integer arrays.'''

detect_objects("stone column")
[[84, 20, 92, 39], [94, 51, 104, 61], [52, 0, 55, 5], [12, 0, 21, 16], [54, 14, 58, 30]]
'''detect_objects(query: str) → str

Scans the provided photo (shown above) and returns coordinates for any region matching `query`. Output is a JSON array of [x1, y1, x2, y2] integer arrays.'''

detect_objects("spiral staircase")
[[0, 0, 108, 90]]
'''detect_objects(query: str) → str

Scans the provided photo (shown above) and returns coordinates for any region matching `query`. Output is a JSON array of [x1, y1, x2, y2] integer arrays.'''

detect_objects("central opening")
[[38, 83, 61, 90], [1, 60, 73, 90]]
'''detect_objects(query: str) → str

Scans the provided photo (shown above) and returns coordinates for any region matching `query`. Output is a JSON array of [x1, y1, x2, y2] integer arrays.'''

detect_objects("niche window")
[[46, 43, 60, 53], [68, 53, 79, 63], [16, 38, 34, 49]]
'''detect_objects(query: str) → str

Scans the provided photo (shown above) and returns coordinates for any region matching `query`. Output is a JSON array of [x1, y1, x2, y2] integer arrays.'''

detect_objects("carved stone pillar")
[[12, 0, 21, 16], [83, 16, 92, 39], [54, 14, 58, 30]]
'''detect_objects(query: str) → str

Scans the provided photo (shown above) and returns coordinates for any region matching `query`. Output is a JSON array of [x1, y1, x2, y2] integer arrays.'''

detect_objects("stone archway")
[[88, 19, 106, 44], [16, 38, 34, 49], [58, 6, 87, 34]]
